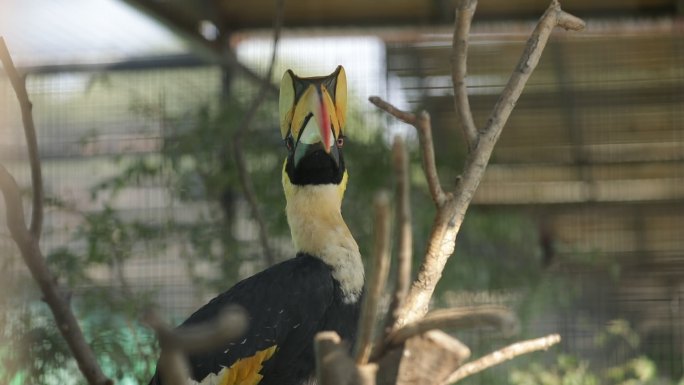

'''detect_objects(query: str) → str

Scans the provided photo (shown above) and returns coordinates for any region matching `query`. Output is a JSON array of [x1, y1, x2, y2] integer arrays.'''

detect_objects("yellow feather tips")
[[217, 345, 277, 385], [278, 66, 348, 140]]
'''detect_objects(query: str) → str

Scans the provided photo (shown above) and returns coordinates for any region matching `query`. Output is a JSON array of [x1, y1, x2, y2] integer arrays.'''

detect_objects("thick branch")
[[387, 0, 585, 327], [0, 38, 111, 385], [369, 98, 447, 207], [354, 192, 391, 365], [231, 0, 284, 266], [443, 334, 562, 384], [387, 306, 518, 346], [383, 137, 413, 334], [451, 0, 479, 149], [0, 37, 43, 239]]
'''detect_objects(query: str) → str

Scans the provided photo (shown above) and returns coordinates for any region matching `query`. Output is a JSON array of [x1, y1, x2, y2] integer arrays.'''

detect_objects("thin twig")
[[354, 192, 391, 365], [368, 96, 417, 125], [380, 0, 584, 327], [451, 0, 479, 149], [0, 38, 112, 385], [383, 137, 413, 334], [443, 334, 562, 384], [0, 37, 43, 240], [231, 0, 284, 266], [369, 97, 447, 207], [387, 306, 518, 346]]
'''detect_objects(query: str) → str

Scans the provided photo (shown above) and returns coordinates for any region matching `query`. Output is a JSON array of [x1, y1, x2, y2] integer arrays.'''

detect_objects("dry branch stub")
[[376, 330, 470, 385]]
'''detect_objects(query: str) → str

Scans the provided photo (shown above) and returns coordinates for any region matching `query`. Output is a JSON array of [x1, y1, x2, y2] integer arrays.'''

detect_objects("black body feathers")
[[149, 254, 362, 385]]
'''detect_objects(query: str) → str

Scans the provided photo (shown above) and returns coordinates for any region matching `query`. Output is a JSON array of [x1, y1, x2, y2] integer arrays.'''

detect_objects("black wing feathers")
[[153, 255, 336, 385]]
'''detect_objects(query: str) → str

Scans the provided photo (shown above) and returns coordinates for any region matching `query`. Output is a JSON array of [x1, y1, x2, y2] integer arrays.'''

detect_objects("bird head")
[[280, 66, 348, 198]]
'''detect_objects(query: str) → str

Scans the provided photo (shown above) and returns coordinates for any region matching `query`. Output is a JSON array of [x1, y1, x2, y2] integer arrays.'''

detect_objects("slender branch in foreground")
[[451, 0, 479, 149], [0, 38, 112, 385], [145, 306, 247, 385], [0, 37, 43, 240], [374, 0, 585, 327], [443, 334, 562, 384], [231, 0, 284, 266], [369, 97, 447, 207], [144, 306, 248, 355], [354, 192, 392, 365], [383, 137, 413, 333], [387, 306, 518, 346]]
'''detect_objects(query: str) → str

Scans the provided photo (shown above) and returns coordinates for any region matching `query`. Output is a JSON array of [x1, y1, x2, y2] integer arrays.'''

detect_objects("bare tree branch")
[[383, 137, 412, 333], [369, 98, 447, 207], [371, 0, 585, 328], [231, 0, 284, 266], [0, 38, 43, 239], [443, 334, 562, 384], [0, 37, 112, 385], [451, 0, 479, 149], [387, 306, 518, 346], [355, 192, 392, 365]]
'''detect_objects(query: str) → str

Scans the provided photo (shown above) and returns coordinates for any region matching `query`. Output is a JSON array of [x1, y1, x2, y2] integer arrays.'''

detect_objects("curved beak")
[[293, 87, 339, 168]]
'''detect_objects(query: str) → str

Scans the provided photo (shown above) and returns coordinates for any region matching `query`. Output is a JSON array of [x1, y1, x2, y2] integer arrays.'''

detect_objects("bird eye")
[[285, 136, 294, 151], [336, 136, 345, 148]]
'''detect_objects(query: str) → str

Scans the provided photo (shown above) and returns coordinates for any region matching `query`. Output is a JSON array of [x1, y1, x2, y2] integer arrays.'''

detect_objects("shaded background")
[[1, 0, 683, 384]]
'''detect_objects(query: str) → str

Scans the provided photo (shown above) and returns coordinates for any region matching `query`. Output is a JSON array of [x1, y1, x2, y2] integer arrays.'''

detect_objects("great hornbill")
[[149, 66, 364, 385]]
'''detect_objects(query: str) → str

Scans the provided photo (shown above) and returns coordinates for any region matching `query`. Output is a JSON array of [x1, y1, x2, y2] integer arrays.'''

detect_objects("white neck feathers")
[[284, 183, 364, 303]]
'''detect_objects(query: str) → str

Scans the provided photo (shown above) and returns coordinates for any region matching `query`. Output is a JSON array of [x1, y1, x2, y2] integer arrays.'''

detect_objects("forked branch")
[[371, 0, 585, 328], [368, 98, 447, 207]]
